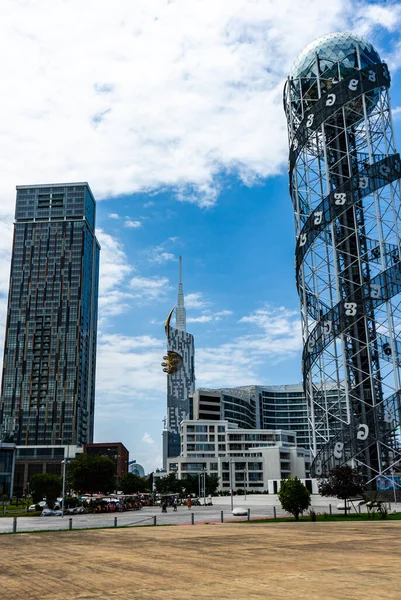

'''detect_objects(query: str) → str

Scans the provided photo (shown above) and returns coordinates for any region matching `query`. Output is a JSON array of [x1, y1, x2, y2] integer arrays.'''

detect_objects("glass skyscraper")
[[0, 183, 100, 447]]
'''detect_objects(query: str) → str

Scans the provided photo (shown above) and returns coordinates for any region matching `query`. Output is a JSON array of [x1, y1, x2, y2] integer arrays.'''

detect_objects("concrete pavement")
[[0, 494, 390, 534]]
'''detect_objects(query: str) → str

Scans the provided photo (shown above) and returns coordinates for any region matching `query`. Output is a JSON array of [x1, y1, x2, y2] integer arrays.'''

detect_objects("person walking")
[[173, 497, 178, 512], [187, 496, 192, 510]]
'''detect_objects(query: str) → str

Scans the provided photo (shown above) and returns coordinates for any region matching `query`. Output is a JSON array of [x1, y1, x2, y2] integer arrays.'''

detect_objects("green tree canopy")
[[30, 473, 62, 507], [154, 472, 220, 497], [318, 466, 366, 515], [119, 473, 148, 495], [68, 454, 115, 495], [154, 473, 183, 495], [277, 477, 311, 520], [181, 474, 219, 496]]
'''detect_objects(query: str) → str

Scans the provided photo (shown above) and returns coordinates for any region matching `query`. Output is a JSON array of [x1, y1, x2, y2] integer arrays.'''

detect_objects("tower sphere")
[[290, 31, 381, 81]]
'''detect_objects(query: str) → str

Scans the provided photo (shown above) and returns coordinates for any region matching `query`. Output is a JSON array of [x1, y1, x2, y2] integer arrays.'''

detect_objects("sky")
[[0, 0, 401, 472]]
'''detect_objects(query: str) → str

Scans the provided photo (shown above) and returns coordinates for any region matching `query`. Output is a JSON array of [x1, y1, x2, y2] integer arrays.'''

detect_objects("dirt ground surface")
[[1, 521, 400, 600]]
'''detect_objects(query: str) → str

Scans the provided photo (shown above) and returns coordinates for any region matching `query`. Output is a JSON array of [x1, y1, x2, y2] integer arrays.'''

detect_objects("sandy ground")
[[1, 521, 400, 600]]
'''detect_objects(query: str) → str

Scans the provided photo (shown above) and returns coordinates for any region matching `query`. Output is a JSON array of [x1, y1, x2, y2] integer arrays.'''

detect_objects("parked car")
[[66, 506, 86, 515], [41, 508, 63, 517], [337, 499, 363, 511], [28, 501, 47, 512]]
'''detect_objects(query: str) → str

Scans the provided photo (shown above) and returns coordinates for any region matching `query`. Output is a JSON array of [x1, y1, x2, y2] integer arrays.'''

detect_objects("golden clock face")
[[161, 351, 183, 375]]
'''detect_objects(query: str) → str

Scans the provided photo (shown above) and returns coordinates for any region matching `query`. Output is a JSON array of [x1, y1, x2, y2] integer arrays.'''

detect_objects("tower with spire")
[[175, 256, 186, 331], [162, 257, 195, 469]]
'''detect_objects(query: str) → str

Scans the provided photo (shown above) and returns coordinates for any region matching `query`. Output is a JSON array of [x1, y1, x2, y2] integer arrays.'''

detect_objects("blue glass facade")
[[0, 183, 100, 446]]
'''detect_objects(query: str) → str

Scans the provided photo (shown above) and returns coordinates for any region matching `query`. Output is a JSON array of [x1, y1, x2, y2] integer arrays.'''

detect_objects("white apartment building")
[[167, 420, 314, 494]]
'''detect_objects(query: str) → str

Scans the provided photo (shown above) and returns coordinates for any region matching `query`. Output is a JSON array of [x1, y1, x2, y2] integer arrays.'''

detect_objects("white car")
[[28, 501, 47, 512], [41, 508, 62, 517]]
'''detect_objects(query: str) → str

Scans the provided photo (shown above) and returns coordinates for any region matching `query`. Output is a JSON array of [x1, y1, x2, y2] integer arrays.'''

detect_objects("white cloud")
[[0, 0, 397, 212], [187, 315, 214, 324], [148, 245, 176, 264], [196, 306, 302, 387], [186, 292, 211, 310], [393, 107, 401, 120], [124, 220, 142, 229], [142, 432, 156, 446], [187, 309, 233, 323], [108, 213, 120, 219], [354, 4, 401, 36], [215, 310, 233, 320], [96, 333, 165, 401], [129, 275, 171, 301], [97, 229, 135, 322], [95, 332, 166, 470]]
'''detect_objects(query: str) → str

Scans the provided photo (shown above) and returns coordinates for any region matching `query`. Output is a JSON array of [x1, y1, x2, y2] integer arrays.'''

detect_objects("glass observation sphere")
[[290, 31, 381, 81], [287, 32, 382, 119]]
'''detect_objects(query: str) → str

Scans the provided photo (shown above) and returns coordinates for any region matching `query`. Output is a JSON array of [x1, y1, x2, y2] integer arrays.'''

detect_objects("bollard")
[[273, 506, 277, 519], [191, 512, 194, 525], [358, 504, 361, 514], [13, 517, 17, 534], [153, 515, 157, 526], [247, 508, 250, 522], [329, 504, 332, 515], [69, 518, 72, 531], [114, 516, 118, 528], [220, 510, 224, 523]]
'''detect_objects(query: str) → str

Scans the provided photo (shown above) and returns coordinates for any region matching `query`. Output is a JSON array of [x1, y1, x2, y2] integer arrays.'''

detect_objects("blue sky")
[[0, 1, 401, 471]]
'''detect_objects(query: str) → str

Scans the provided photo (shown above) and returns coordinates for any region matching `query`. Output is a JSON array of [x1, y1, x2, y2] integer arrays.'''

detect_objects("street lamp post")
[[229, 458, 234, 512], [392, 469, 397, 507], [61, 444, 70, 518], [244, 463, 247, 501]]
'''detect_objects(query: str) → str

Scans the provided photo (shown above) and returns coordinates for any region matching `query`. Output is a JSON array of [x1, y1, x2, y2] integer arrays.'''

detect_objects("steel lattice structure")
[[284, 32, 401, 487]]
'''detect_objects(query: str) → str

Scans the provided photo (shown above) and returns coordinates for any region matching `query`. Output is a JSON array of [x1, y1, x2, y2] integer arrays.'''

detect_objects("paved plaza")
[[0, 494, 372, 533], [1, 520, 401, 600], [0, 494, 398, 534]]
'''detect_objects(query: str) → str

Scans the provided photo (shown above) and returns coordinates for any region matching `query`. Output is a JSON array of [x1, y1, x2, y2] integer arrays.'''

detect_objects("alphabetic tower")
[[284, 33, 401, 487]]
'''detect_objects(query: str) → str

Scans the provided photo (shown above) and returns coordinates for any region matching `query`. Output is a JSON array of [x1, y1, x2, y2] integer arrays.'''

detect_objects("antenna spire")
[[176, 256, 186, 331]]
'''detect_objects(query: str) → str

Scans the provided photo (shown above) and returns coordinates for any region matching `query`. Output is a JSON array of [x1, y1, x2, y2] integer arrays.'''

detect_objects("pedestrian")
[[173, 496, 178, 512], [162, 498, 168, 513], [187, 496, 192, 510]]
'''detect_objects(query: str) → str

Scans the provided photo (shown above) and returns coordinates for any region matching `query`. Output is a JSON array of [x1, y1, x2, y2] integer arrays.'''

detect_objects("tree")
[[278, 477, 311, 520], [154, 472, 182, 495], [68, 454, 116, 495], [30, 473, 62, 507], [119, 473, 148, 495], [318, 466, 366, 515], [205, 474, 219, 496]]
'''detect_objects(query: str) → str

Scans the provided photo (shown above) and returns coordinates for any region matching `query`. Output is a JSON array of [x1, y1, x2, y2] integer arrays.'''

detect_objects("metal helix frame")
[[284, 41, 401, 487]]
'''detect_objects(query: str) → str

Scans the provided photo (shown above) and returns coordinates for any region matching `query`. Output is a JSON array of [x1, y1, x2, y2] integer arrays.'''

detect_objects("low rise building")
[[0, 442, 16, 498], [167, 420, 312, 493], [128, 460, 145, 477], [13, 444, 82, 497], [83, 442, 129, 479]]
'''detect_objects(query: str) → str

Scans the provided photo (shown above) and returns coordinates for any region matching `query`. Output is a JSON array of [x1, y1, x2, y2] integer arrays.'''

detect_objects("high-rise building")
[[0, 183, 100, 447], [284, 32, 401, 486], [168, 420, 313, 494], [193, 384, 312, 450], [162, 258, 195, 468]]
